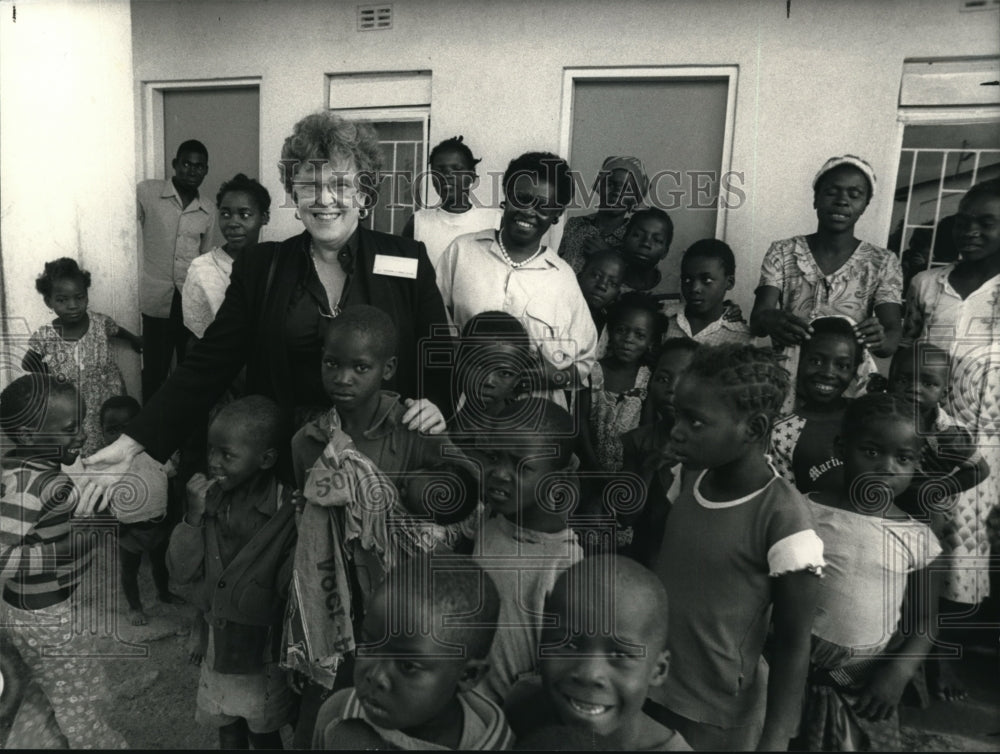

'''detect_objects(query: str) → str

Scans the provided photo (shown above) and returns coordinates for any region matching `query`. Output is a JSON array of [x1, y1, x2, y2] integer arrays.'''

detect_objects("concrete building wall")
[[1, 0, 139, 394], [130, 0, 998, 310]]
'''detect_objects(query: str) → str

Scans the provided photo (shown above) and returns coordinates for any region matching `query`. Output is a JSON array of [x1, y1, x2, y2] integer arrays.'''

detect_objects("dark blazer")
[[128, 228, 454, 462]]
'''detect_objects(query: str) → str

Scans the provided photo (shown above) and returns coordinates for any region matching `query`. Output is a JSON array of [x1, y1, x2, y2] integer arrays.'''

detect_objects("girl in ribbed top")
[[650, 344, 825, 751]]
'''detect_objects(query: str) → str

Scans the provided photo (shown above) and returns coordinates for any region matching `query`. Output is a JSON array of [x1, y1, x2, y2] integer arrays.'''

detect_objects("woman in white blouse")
[[182, 173, 271, 339]]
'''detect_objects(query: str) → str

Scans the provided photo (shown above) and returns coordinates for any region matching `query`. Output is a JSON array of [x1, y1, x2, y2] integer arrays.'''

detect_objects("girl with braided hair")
[[650, 343, 825, 751], [799, 392, 943, 750]]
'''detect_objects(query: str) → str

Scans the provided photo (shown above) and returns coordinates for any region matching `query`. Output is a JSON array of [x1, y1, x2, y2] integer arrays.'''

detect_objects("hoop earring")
[[358, 207, 369, 220], [294, 210, 301, 221]]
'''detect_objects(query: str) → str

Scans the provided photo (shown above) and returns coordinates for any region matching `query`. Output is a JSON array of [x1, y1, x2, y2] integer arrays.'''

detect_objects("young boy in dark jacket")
[[167, 395, 297, 749]]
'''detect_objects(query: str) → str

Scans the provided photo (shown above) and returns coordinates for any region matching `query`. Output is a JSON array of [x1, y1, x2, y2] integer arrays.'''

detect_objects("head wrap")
[[596, 155, 649, 205], [813, 155, 876, 198]]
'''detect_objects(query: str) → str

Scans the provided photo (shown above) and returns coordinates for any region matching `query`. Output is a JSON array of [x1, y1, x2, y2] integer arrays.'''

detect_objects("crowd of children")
[[1, 136, 998, 752]]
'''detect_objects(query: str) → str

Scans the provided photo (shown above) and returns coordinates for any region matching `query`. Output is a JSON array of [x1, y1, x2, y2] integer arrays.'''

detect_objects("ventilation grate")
[[358, 4, 393, 30], [959, 0, 1000, 11]]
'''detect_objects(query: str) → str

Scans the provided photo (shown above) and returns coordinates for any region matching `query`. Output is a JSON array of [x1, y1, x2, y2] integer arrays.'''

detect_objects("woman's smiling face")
[[292, 157, 365, 250], [797, 333, 858, 405], [502, 174, 562, 249]]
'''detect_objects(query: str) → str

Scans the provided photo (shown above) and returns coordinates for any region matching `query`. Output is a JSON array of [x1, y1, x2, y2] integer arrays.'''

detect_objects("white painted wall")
[[1, 0, 139, 395], [129, 0, 998, 314]]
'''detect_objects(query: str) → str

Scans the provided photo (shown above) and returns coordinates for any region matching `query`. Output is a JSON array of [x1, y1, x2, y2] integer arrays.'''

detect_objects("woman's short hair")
[[279, 112, 383, 196], [502, 152, 574, 210], [963, 178, 1000, 204]]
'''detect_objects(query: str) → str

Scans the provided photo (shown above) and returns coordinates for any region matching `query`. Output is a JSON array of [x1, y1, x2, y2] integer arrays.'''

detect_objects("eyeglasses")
[[180, 161, 208, 173], [294, 177, 365, 203]]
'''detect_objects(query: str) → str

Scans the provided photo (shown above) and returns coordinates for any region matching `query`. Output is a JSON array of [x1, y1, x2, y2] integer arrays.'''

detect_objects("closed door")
[[163, 86, 261, 247], [568, 77, 732, 293]]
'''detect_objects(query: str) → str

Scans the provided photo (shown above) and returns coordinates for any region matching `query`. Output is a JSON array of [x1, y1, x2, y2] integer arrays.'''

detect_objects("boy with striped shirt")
[[0, 374, 125, 748]]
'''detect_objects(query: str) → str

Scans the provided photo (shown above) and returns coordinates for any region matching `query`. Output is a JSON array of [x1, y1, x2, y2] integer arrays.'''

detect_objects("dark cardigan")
[[127, 228, 454, 462]]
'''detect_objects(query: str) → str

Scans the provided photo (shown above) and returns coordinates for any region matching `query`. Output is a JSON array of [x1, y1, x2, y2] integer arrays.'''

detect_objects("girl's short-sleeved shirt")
[[650, 470, 824, 728], [757, 236, 903, 322], [809, 500, 941, 653]]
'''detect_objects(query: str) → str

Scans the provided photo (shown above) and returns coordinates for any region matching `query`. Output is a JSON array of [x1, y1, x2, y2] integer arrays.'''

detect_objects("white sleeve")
[[435, 241, 457, 312], [767, 529, 825, 577], [181, 269, 212, 339]]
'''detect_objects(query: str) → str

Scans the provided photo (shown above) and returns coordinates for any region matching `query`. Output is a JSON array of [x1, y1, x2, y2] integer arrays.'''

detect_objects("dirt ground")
[[98, 554, 296, 750], [1, 540, 293, 750]]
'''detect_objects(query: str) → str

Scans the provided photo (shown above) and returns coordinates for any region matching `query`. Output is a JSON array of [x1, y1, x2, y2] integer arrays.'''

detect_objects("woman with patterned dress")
[[750, 156, 903, 411], [558, 156, 649, 274]]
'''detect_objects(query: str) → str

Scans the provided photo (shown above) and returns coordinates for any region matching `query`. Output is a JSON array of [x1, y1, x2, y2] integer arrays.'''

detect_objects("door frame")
[[558, 66, 739, 239], [141, 77, 261, 180]]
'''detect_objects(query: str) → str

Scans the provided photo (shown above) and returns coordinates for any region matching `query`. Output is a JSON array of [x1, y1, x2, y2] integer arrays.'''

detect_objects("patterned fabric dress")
[[757, 236, 903, 412], [26, 312, 127, 457], [904, 266, 1000, 603], [590, 362, 650, 472], [557, 214, 630, 274]]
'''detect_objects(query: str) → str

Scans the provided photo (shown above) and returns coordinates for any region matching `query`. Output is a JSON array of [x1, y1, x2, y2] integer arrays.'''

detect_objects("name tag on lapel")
[[373, 254, 418, 279]]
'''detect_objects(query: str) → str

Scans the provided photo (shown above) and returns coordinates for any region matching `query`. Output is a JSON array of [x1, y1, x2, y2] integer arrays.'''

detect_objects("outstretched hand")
[[73, 480, 108, 517], [80, 434, 144, 488]]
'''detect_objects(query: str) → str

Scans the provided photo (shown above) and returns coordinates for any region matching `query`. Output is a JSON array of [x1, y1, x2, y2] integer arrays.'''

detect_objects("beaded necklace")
[[496, 229, 544, 269]]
